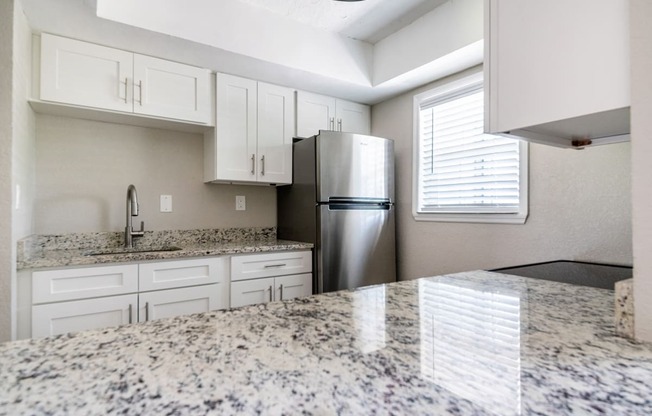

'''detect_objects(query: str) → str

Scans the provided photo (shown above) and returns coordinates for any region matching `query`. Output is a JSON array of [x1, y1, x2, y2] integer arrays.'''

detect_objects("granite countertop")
[[2, 270, 652, 415], [17, 227, 313, 270]]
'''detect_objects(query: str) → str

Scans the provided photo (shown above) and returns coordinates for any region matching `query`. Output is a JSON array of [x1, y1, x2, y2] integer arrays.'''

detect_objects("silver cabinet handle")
[[269, 285, 273, 302], [337, 118, 342, 131], [251, 154, 255, 175], [136, 80, 143, 106], [123, 77, 128, 103], [260, 155, 265, 176], [264, 263, 286, 268], [330, 117, 335, 130], [128, 303, 133, 324], [145, 301, 149, 321], [279, 284, 284, 301]]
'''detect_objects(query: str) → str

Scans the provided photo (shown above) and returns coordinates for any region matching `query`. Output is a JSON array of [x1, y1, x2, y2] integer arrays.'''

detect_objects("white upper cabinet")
[[39, 34, 211, 125], [257, 82, 295, 184], [485, 0, 630, 148], [205, 73, 294, 185], [296, 91, 370, 137], [40, 34, 134, 113], [296, 91, 336, 137], [133, 54, 210, 123], [335, 99, 371, 136]]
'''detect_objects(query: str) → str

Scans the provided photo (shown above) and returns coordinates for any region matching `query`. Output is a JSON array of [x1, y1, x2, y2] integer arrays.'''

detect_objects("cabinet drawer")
[[32, 294, 137, 338], [231, 251, 312, 281], [139, 257, 228, 292], [32, 265, 138, 304]]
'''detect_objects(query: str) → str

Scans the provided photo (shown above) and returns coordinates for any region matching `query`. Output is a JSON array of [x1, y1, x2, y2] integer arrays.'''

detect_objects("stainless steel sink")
[[83, 246, 182, 256]]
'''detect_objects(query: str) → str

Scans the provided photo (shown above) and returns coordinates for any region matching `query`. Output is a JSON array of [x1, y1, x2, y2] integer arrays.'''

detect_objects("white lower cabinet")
[[28, 257, 228, 338], [230, 251, 313, 308], [231, 277, 276, 308], [32, 294, 137, 338], [138, 284, 224, 322], [275, 273, 312, 301], [230, 274, 312, 308]]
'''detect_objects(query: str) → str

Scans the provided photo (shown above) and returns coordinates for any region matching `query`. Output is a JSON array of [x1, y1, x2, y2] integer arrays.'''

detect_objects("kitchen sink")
[[83, 246, 183, 256]]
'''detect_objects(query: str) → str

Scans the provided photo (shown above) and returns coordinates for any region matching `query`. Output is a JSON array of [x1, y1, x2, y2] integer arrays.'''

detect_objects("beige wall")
[[372, 67, 632, 281], [632, 0, 652, 342], [0, 0, 15, 343], [35, 115, 276, 234]]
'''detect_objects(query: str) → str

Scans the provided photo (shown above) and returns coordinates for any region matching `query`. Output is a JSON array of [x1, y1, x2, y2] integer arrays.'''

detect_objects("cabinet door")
[[486, 0, 629, 134], [296, 91, 336, 138], [214, 73, 258, 182], [32, 294, 137, 338], [230, 277, 275, 308], [40, 33, 133, 112], [257, 82, 295, 184], [138, 284, 224, 323], [133, 54, 211, 124], [335, 99, 370, 135], [275, 273, 312, 301]]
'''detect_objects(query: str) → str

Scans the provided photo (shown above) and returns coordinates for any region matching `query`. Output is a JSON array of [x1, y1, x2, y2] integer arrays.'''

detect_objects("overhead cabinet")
[[484, 0, 630, 148], [38, 33, 212, 125], [296, 91, 370, 138], [204, 73, 294, 185]]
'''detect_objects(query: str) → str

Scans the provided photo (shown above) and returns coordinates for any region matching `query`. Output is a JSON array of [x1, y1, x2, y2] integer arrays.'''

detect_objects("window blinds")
[[418, 88, 521, 214]]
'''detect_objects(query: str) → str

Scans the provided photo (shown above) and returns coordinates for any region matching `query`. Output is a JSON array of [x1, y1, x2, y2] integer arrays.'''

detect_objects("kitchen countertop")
[[2, 270, 652, 415], [17, 227, 313, 270]]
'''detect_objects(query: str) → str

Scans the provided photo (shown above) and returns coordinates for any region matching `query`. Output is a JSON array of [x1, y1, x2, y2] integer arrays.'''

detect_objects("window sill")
[[412, 211, 528, 225]]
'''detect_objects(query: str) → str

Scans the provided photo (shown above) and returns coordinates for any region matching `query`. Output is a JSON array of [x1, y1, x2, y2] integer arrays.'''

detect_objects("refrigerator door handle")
[[328, 197, 391, 204]]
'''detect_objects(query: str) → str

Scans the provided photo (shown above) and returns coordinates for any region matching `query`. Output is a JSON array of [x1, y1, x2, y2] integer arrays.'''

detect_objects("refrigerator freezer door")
[[318, 204, 396, 293], [317, 131, 394, 203]]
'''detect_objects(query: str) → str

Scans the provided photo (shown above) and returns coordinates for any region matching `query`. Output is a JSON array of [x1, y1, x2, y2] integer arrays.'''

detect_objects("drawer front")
[[32, 294, 137, 338], [231, 251, 312, 281], [139, 257, 228, 292], [32, 265, 138, 304]]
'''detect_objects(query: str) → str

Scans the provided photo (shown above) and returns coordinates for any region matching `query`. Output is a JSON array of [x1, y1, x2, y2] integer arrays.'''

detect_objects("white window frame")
[[412, 71, 529, 224]]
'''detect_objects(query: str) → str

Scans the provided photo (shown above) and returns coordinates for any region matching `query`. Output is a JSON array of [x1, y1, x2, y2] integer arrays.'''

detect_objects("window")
[[413, 72, 528, 224]]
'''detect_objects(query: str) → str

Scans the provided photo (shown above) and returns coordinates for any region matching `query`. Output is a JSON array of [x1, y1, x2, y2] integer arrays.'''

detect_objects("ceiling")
[[19, 0, 483, 104], [235, 0, 449, 43]]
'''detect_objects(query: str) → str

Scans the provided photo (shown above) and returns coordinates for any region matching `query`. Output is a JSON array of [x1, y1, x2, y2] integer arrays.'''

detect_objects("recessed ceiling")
[[19, 0, 483, 104], [235, 0, 449, 43]]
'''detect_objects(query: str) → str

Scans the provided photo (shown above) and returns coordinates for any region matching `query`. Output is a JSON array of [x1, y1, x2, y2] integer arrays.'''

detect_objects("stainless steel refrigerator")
[[277, 130, 396, 294]]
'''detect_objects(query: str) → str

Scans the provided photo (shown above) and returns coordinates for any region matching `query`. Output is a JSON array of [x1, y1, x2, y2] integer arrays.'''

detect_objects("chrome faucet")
[[125, 184, 144, 248]]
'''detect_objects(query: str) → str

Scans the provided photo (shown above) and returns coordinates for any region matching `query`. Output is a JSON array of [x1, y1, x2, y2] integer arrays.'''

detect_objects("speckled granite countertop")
[[2, 270, 651, 415], [17, 227, 313, 270]]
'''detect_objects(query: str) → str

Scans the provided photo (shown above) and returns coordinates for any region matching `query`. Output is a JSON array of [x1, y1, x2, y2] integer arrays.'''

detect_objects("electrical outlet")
[[160, 195, 172, 212], [235, 195, 246, 211]]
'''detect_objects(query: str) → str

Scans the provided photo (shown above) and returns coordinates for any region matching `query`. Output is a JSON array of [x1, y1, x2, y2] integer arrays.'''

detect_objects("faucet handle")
[[132, 221, 145, 236]]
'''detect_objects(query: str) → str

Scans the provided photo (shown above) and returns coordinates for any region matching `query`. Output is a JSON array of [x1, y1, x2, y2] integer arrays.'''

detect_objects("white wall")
[[34, 115, 276, 235], [372, 67, 632, 281], [373, 0, 482, 86], [0, 0, 15, 343], [631, 0, 652, 342]]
